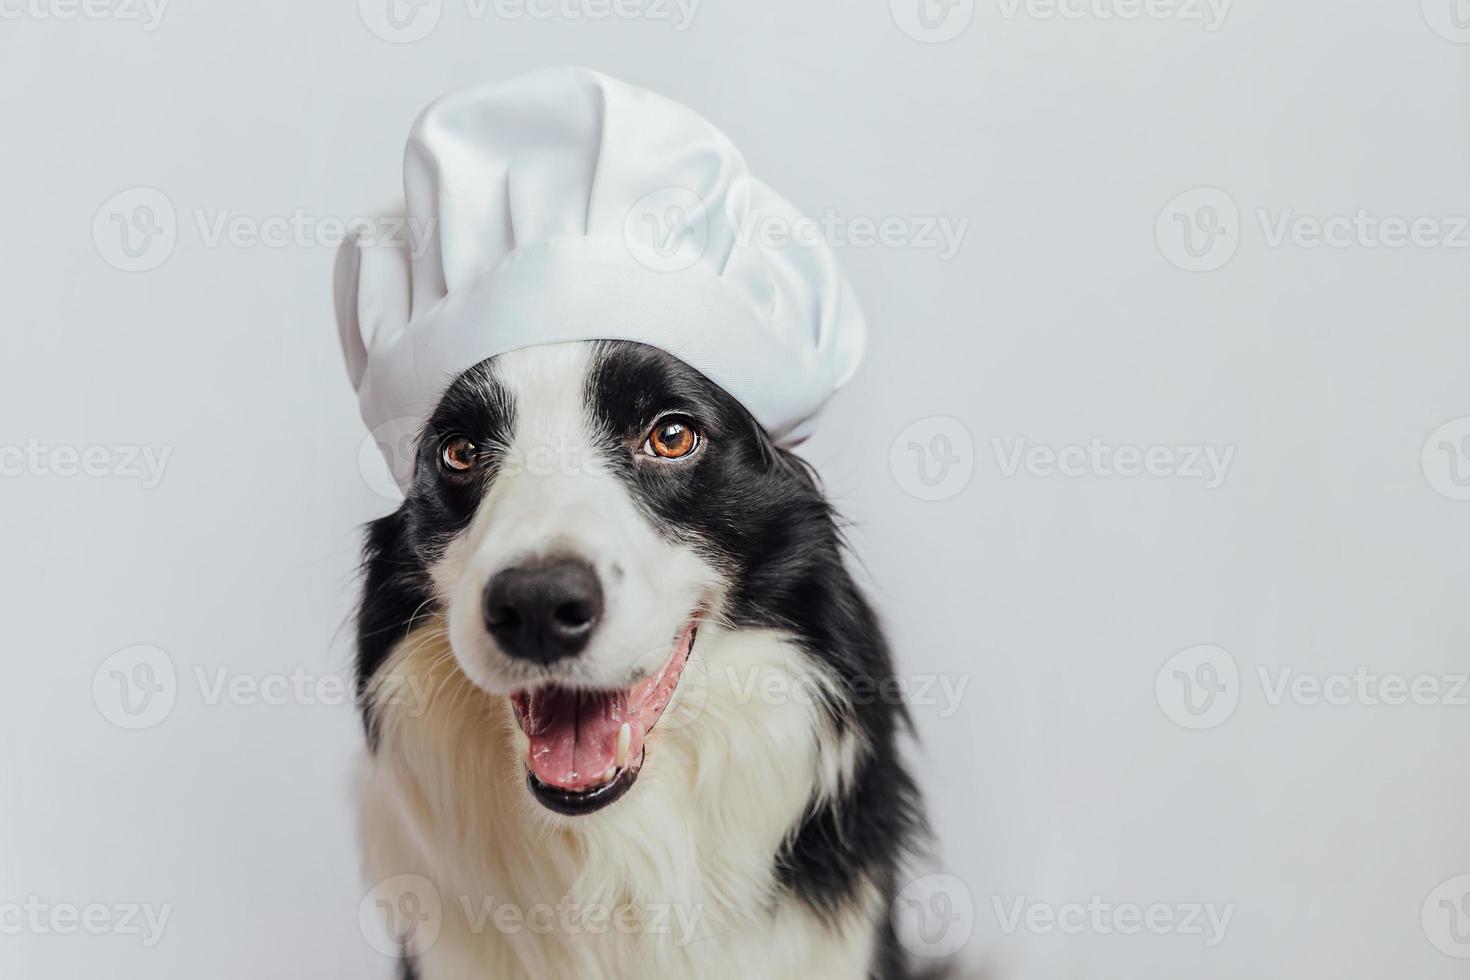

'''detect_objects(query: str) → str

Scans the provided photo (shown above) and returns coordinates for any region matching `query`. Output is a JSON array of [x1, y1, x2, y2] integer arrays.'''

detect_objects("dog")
[[351, 339, 924, 979]]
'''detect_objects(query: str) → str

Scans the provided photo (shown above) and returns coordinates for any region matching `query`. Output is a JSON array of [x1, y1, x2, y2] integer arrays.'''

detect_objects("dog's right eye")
[[439, 436, 478, 473], [644, 415, 700, 460]]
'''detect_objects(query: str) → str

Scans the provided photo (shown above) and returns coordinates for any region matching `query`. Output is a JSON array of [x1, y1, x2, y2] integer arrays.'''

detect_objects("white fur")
[[360, 622, 878, 978], [357, 343, 879, 978]]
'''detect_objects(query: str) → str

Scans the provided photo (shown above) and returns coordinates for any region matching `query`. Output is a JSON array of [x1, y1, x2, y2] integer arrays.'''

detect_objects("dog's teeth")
[[615, 722, 631, 768], [514, 728, 531, 763], [602, 765, 616, 783]]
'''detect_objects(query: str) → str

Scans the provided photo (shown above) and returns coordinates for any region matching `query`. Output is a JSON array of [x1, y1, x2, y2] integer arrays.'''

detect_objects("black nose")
[[482, 558, 604, 664]]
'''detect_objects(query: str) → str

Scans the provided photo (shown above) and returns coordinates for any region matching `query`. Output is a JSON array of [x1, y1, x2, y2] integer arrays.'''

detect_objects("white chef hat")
[[335, 66, 866, 490]]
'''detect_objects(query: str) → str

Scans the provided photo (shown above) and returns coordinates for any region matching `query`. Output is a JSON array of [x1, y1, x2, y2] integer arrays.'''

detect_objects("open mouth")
[[509, 617, 697, 815]]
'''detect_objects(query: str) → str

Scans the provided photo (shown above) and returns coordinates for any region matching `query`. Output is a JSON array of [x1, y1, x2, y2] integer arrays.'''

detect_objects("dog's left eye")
[[643, 416, 700, 460], [439, 435, 478, 473]]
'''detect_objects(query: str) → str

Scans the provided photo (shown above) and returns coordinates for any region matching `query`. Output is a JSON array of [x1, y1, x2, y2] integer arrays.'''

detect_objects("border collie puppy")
[[352, 339, 923, 978]]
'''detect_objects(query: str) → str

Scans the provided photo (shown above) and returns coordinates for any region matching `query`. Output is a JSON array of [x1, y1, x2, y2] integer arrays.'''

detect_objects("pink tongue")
[[525, 688, 628, 791]]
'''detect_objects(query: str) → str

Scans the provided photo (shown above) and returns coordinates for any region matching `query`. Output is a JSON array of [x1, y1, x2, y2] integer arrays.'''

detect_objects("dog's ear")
[[334, 215, 412, 392], [739, 410, 823, 493], [774, 445, 823, 494]]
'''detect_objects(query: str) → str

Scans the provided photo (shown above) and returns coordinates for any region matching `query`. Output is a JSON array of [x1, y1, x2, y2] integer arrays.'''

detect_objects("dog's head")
[[379, 339, 834, 816]]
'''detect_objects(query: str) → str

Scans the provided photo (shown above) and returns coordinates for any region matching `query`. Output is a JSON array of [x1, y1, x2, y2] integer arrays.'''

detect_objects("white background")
[[3, 1, 1469, 977]]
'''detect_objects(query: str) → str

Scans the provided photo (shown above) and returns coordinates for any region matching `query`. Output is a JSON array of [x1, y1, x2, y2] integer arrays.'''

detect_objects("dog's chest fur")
[[359, 623, 878, 980]]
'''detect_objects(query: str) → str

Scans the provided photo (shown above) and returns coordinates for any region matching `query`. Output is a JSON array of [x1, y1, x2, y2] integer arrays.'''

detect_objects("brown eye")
[[439, 436, 477, 472], [644, 416, 699, 460]]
